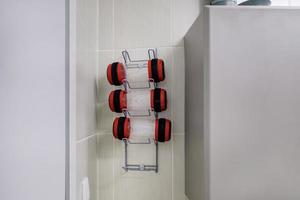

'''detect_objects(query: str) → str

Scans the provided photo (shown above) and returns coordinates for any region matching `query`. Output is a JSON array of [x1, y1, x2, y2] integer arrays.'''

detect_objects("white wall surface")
[[209, 7, 300, 200], [184, 13, 207, 200], [185, 6, 300, 200], [0, 1, 67, 200]]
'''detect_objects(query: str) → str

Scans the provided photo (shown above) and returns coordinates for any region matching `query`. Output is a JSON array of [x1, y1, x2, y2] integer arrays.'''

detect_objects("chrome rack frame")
[[122, 79, 158, 91], [122, 49, 157, 69], [119, 49, 160, 173], [122, 109, 158, 119], [122, 138, 158, 173]]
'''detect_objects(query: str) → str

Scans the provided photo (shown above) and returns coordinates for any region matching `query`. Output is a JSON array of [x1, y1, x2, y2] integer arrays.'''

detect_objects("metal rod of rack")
[[122, 109, 158, 118]]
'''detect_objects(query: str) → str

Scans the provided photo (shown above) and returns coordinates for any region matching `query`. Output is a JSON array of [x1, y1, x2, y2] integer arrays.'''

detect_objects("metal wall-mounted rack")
[[121, 49, 159, 173], [107, 48, 170, 173]]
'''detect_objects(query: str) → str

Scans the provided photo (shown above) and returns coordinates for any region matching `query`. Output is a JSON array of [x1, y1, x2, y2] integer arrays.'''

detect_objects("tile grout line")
[[96, 45, 185, 53], [171, 50, 175, 200], [172, 139, 175, 200], [112, 0, 115, 195], [170, 0, 174, 47], [113, 134, 115, 200], [112, 0, 115, 51], [96, 0, 100, 199], [171, 0, 175, 194], [96, 132, 185, 136], [76, 134, 98, 144]]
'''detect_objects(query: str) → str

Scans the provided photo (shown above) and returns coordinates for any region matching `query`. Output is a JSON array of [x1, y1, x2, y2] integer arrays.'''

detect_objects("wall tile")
[[76, 136, 97, 200], [173, 47, 185, 134], [99, 103, 116, 133], [77, 51, 98, 140], [76, 0, 98, 140], [97, 134, 114, 200], [98, 0, 114, 50], [98, 51, 115, 104], [77, 0, 97, 52], [172, 0, 200, 46], [157, 47, 174, 120], [173, 135, 185, 200], [114, 0, 171, 49]]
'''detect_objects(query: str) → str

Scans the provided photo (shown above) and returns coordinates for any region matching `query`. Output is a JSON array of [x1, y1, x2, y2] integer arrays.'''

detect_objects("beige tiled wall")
[[97, 0, 200, 200], [75, 0, 98, 199], [98, 0, 200, 50]]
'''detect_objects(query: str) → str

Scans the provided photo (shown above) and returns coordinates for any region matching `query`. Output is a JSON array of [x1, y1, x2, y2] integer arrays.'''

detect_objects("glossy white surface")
[[114, 0, 171, 49]]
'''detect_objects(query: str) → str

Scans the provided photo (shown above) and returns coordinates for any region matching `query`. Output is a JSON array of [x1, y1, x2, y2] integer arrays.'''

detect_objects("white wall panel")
[[0, 1, 66, 200], [185, 6, 300, 200]]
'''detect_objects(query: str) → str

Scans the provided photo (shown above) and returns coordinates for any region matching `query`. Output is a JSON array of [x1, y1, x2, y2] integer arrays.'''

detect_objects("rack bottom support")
[[123, 139, 158, 173]]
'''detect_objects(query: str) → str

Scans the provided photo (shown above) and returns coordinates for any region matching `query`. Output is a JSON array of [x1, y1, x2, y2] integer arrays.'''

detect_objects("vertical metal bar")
[[155, 142, 158, 173], [124, 139, 128, 171], [123, 81, 128, 92], [122, 50, 131, 63]]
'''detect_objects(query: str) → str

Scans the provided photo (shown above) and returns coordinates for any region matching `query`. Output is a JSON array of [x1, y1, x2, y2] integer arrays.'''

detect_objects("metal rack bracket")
[[122, 139, 158, 173], [122, 49, 157, 69]]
